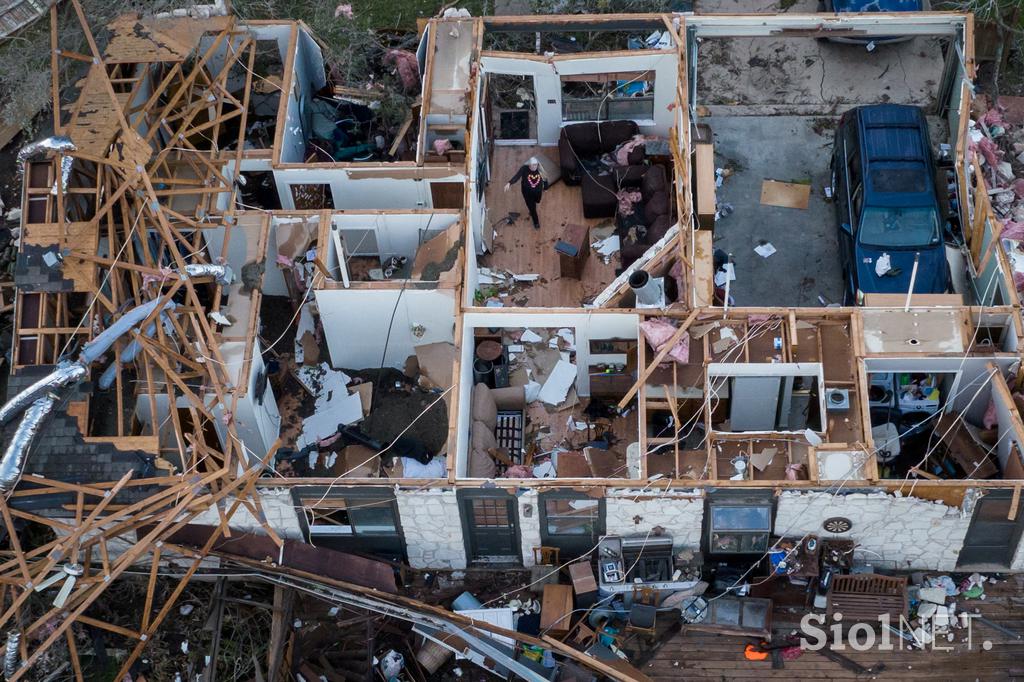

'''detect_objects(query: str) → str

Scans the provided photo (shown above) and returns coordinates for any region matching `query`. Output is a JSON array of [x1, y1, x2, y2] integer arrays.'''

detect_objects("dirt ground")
[[696, 35, 946, 114], [343, 366, 449, 454]]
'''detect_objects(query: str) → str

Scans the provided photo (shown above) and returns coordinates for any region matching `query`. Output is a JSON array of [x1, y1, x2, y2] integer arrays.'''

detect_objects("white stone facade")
[[396, 488, 467, 569], [604, 490, 705, 551], [191, 488, 304, 540], [517, 489, 543, 567], [775, 491, 971, 571]]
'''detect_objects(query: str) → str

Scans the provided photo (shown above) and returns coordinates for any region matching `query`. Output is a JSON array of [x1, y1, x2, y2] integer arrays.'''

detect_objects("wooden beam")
[[267, 586, 295, 682], [618, 308, 701, 409]]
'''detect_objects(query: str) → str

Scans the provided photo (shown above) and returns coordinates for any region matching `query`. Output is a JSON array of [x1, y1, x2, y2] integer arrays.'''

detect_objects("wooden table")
[[556, 223, 590, 279], [540, 584, 574, 636]]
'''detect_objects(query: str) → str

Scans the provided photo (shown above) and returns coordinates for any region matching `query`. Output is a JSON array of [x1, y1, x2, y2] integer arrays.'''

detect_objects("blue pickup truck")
[[830, 104, 950, 305], [822, 0, 929, 44]]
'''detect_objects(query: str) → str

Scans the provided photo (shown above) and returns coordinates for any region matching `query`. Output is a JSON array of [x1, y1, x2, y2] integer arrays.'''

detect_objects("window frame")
[[559, 73, 656, 123], [300, 489, 401, 538], [539, 494, 605, 539], [705, 491, 775, 556]]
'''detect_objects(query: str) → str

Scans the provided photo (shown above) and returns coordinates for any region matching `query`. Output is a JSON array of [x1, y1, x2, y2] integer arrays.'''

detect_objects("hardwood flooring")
[[481, 145, 619, 307]]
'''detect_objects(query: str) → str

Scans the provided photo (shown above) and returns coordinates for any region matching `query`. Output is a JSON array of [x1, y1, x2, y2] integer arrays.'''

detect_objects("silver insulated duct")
[[0, 299, 173, 426], [0, 361, 85, 426], [182, 263, 233, 286], [0, 395, 56, 493], [0, 299, 177, 494], [16, 135, 76, 194], [3, 631, 19, 680]]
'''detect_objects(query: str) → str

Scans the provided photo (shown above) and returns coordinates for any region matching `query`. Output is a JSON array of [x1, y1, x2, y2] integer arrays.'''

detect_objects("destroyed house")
[[3, 5, 1024, 678]]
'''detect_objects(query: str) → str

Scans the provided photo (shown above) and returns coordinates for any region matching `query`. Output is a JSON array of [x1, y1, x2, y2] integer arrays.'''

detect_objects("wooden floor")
[[482, 145, 619, 307], [639, 574, 1024, 680]]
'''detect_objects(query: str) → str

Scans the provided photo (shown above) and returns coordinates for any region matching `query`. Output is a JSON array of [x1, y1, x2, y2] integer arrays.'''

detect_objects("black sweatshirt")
[[508, 165, 547, 202]]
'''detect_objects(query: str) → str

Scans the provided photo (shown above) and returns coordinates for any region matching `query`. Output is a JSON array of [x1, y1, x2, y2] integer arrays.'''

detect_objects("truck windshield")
[[859, 206, 939, 248]]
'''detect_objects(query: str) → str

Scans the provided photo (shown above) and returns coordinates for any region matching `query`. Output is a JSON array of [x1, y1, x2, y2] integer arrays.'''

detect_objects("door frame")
[[957, 489, 1024, 569], [457, 489, 522, 565]]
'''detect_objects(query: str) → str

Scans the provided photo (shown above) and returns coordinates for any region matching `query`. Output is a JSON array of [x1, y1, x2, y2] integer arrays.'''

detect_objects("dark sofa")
[[618, 164, 674, 268], [558, 120, 643, 186]]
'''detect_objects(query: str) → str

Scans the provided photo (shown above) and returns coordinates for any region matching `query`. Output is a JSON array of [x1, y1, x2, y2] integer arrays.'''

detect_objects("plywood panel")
[[693, 229, 714, 307], [695, 142, 716, 229], [103, 15, 231, 64], [759, 180, 810, 210]]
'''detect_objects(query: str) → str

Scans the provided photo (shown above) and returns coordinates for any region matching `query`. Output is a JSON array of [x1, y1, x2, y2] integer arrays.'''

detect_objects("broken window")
[[489, 73, 536, 140], [561, 72, 654, 122], [304, 496, 399, 536]]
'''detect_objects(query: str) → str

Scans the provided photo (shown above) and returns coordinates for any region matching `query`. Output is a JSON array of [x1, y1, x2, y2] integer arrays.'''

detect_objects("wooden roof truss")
[[0, 5, 280, 679]]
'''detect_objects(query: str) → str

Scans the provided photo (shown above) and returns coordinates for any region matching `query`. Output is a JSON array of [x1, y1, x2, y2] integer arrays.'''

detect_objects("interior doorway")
[[489, 73, 537, 142]]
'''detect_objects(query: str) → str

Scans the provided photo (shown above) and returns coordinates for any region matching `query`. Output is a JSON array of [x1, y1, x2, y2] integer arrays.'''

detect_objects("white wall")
[[455, 323, 474, 478], [775, 490, 971, 571], [396, 488, 467, 569], [191, 488, 304, 540], [864, 356, 1019, 427], [990, 370, 1024, 472], [329, 213, 458, 265], [213, 338, 280, 463], [316, 288, 456, 369], [279, 26, 318, 164], [481, 51, 678, 145], [517, 489, 543, 567], [604, 490, 705, 552], [468, 74, 489, 258], [274, 167, 465, 210]]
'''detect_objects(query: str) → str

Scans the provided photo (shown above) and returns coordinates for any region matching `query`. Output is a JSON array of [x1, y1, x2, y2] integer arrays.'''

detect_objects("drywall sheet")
[[861, 308, 965, 354], [538, 360, 577, 405]]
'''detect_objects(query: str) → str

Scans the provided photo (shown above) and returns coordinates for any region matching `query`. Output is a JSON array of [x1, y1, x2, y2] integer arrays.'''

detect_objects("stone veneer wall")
[[604, 490, 705, 551], [517, 489, 543, 567], [775, 491, 971, 571], [395, 488, 467, 569], [191, 488, 304, 540]]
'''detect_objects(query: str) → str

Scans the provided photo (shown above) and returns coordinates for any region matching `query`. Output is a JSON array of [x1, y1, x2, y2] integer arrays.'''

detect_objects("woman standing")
[[504, 156, 548, 230]]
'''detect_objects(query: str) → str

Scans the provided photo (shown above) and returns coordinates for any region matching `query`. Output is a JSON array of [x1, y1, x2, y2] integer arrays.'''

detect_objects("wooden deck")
[[481, 145, 618, 307], [638, 574, 1024, 680]]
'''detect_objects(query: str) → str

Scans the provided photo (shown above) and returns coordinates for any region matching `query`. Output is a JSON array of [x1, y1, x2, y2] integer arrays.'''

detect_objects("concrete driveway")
[[708, 115, 843, 307], [691, 6, 950, 306]]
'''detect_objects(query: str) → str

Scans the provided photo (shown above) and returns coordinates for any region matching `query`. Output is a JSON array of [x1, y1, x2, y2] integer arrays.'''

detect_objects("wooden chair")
[[571, 616, 624, 650], [533, 546, 561, 567], [626, 586, 658, 639]]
